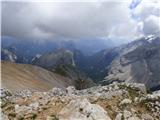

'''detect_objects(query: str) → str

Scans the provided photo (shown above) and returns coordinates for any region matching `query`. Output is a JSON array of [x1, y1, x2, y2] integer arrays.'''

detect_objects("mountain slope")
[[32, 49, 95, 89], [1, 61, 73, 92], [105, 35, 160, 91], [80, 48, 119, 82], [32, 49, 75, 70]]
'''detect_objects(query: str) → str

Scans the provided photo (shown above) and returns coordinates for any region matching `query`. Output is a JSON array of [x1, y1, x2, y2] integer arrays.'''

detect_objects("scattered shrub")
[[50, 114, 59, 120], [8, 112, 16, 117]]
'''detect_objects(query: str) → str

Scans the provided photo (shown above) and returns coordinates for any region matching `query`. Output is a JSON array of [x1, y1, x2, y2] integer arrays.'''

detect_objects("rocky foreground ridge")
[[1, 83, 160, 120]]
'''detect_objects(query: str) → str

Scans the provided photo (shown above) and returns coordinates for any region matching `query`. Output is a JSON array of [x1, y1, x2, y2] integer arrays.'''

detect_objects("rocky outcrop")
[[59, 98, 111, 120], [1, 82, 160, 120]]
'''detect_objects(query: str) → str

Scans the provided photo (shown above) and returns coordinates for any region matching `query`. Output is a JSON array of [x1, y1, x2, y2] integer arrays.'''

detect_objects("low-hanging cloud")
[[1, 0, 160, 41]]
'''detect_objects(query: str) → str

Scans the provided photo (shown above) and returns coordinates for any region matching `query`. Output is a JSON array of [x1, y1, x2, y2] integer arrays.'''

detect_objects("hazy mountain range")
[[1, 34, 160, 92]]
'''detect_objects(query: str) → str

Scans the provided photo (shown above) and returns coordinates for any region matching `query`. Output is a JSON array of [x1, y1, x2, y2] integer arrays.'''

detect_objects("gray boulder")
[[58, 98, 111, 120]]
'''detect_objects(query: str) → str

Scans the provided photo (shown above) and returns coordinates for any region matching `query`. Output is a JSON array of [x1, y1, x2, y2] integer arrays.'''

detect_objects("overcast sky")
[[1, 0, 160, 42]]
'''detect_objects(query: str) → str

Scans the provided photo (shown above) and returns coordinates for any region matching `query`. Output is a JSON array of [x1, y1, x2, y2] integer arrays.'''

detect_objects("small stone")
[[120, 99, 132, 105], [141, 114, 154, 120], [29, 102, 39, 110], [123, 110, 132, 119], [66, 86, 76, 95], [115, 113, 122, 120], [49, 88, 65, 96], [128, 116, 140, 120]]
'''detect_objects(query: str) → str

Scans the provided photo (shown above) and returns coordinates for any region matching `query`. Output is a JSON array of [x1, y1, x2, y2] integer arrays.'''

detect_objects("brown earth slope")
[[1, 61, 73, 92]]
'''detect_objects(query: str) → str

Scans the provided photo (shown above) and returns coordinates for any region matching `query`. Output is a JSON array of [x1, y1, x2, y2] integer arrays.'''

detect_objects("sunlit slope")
[[1, 61, 73, 92]]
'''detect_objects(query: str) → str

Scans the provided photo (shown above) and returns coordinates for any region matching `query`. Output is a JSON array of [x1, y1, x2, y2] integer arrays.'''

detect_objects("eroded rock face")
[[59, 98, 111, 120], [105, 36, 160, 91]]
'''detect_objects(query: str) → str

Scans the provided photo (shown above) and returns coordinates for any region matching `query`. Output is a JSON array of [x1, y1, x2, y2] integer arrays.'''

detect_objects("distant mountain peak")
[[1, 48, 17, 63], [145, 34, 157, 43]]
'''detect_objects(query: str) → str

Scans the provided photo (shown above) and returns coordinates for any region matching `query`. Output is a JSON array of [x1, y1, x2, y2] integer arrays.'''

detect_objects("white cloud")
[[143, 15, 160, 35], [134, 0, 160, 19], [133, 0, 160, 36], [1, 0, 159, 41]]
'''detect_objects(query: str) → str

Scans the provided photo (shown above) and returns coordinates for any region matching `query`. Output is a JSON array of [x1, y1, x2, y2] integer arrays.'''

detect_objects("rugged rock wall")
[[105, 35, 160, 91]]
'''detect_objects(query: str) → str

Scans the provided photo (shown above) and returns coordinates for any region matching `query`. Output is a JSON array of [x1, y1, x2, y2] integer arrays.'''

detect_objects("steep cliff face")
[[32, 49, 75, 70], [105, 35, 160, 91]]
